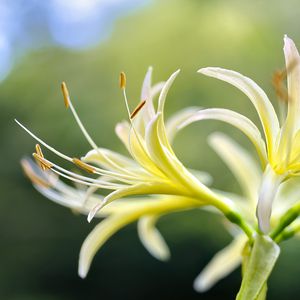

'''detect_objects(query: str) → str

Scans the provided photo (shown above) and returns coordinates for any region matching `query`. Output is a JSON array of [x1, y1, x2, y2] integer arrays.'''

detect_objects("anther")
[[35, 144, 44, 158], [130, 100, 146, 119], [61, 81, 70, 108], [34, 144, 47, 170], [72, 158, 96, 174], [32, 153, 53, 170], [119, 72, 126, 89]]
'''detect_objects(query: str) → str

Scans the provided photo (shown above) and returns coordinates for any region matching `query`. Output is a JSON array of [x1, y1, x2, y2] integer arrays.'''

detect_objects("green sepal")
[[236, 235, 280, 300]]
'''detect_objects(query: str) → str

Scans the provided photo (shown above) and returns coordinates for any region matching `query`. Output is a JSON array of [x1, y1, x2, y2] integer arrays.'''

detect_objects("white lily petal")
[[82, 147, 137, 170], [194, 234, 247, 292], [157, 69, 180, 114], [80, 196, 203, 278], [208, 132, 261, 208], [179, 108, 267, 165], [138, 215, 170, 261], [273, 177, 300, 219], [87, 181, 183, 222], [156, 70, 181, 152], [115, 121, 131, 150], [165, 107, 200, 144], [283, 35, 300, 133], [189, 169, 213, 186], [151, 82, 165, 98], [146, 113, 226, 209], [198, 67, 280, 156], [257, 165, 284, 233], [141, 66, 153, 101], [79, 213, 136, 278], [134, 66, 155, 132], [146, 114, 204, 194]]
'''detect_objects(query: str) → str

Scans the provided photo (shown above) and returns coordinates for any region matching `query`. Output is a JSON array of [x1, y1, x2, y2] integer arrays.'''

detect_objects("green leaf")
[[236, 235, 280, 300]]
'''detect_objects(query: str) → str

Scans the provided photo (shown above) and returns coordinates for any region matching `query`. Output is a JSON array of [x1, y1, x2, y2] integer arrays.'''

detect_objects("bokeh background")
[[1, 0, 300, 299]]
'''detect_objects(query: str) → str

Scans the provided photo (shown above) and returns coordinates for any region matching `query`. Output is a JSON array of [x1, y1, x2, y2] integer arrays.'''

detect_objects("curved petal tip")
[[87, 201, 105, 223], [78, 264, 87, 279]]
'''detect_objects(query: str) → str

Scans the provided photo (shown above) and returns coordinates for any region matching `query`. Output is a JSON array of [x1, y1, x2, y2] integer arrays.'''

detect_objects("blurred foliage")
[[1, 0, 300, 299]]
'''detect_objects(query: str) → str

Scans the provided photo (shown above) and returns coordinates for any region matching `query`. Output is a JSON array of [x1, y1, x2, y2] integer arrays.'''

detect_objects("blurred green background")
[[1, 0, 300, 299]]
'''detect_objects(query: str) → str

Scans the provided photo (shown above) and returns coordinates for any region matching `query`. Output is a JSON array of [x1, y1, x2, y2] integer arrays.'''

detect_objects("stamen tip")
[[32, 153, 53, 170], [130, 99, 146, 119], [119, 72, 126, 89], [61, 81, 70, 108], [73, 158, 95, 174]]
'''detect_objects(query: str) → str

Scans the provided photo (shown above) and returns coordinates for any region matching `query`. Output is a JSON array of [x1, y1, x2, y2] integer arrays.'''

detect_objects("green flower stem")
[[195, 189, 255, 241], [225, 211, 255, 241], [270, 201, 300, 240], [274, 220, 300, 243]]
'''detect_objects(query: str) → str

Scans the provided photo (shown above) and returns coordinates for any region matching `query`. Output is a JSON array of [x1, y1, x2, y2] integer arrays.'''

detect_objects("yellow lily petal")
[[80, 196, 202, 278], [146, 113, 204, 195], [79, 213, 135, 278], [179, 108, 267, 165], [82, 147, 137, 170], [87, 180, 186, 222], [194, 234, 247, 292], [198, 67, 280, 157], [157, 69, 181, 153], [138, 215, 170, 261], [208, 132, 261, 209]]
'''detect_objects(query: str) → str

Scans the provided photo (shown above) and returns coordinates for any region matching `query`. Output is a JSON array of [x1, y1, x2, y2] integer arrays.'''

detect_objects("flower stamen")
[[130, 100, 146, 119], [61, 81, 70, 108], [73, 157, 96, 174], [32, 153, 53, 170], [119, 71, 126, 89]]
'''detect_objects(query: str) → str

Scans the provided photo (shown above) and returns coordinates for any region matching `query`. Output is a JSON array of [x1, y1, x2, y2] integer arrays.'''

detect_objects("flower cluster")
[[18, 36, 300, 299]]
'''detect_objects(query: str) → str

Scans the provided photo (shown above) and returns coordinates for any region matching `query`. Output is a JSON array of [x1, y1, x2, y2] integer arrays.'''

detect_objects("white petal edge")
[[165, 107, 201, 144], [198, 67, 280, 156], [79, 214, 134, 278], [283, 35, 300, 133], [179, 108, 267, 165], [138, 215, 170, 261], [194, 234, 247, 292], [208, 132, 261, 208], [256, 165, 284, 233]]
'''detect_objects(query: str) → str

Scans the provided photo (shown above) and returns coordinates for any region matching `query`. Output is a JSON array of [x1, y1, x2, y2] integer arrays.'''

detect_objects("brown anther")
[[33, 153, 53, 170], [61, 81, 70, 108], [21, 159, 51, 188], [272, 59, 299, 103], [35, 144, 44, 158], [72, 158, 95, 174], [272, 70, 288, 103], [119, 72, 126, 89], [130, 100, 146, 119]]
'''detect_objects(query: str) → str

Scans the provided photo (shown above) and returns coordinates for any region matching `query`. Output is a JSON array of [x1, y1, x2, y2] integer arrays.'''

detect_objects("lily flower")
[[180, 35, 300, 233], [19, 67, 252, 280], [21, 157, 206, 278], [193, 131, 300, 292]]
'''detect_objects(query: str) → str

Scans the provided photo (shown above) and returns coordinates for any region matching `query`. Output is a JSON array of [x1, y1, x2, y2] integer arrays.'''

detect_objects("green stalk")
[[270, 201, 300, 240]]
